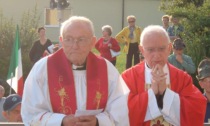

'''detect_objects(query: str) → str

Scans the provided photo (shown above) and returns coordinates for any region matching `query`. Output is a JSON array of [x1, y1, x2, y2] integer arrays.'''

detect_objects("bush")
[[0, 5, 41, 81], [160, 0, 210, 91]]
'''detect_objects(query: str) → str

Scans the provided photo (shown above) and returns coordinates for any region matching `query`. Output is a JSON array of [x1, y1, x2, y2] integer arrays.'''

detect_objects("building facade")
[[0, 0, 164, 42]]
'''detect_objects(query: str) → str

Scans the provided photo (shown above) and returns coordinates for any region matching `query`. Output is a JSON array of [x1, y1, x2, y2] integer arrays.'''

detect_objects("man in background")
[[168, 38, 196, 74], [167, 15, 184, 42], [0, 85, 6, 122], [197, 58, 210, 123], [2, 94, 22, 122], [162, 15, 170, 31]]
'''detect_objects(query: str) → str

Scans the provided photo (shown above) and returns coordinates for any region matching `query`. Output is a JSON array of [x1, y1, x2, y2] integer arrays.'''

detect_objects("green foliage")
[[19, 5, 41, 79], [160, 0, 210, 90], [0, 6, 41, 80], [0, 12, 15, 80]]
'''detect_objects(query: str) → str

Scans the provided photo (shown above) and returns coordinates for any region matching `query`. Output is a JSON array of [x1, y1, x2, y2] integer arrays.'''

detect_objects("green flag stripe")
[[7, 25, 20, 79]]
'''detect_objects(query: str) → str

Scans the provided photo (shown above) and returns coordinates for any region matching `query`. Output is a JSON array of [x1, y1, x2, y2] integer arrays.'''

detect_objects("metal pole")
[[122, 0, 125, 29], [57, 9, 64, 47], [9, 73, 13, 95]]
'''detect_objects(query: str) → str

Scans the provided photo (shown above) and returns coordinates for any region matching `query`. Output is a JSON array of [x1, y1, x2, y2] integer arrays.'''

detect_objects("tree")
[[160, 0, 210, 90], [0, 6, 41, 81]]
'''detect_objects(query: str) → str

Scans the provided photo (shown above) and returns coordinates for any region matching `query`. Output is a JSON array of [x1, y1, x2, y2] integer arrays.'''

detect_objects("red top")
[[95, 37, 120, 61]]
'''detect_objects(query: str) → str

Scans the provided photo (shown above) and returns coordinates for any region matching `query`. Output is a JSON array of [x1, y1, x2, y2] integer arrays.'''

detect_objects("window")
[[44, 8, 71, 27]]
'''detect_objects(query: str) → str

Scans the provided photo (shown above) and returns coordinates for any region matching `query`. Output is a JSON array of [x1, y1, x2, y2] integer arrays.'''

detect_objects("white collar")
[[72, 64, 85, 70]]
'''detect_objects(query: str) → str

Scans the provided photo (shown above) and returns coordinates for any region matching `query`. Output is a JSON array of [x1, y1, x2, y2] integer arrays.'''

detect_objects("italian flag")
[[7, 25, 24, 96]]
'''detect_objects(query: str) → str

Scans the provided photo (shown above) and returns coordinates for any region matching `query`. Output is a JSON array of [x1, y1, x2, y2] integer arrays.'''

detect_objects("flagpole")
[[9, 73, 13, 95]]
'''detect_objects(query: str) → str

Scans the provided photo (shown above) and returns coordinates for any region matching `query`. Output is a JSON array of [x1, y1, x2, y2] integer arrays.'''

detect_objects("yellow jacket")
[[115, 26, 141, 54]]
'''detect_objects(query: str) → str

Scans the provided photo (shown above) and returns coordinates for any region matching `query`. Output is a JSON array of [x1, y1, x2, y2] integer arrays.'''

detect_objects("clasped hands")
[[151, 64, 167, 95], [175, 54, 183, 64], [62, 115, 97, 126]]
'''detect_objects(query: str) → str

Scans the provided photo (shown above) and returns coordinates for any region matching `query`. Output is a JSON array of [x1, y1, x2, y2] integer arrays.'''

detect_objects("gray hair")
[[140, 25, 170, 46], [102, 25, 113, 36], [127, 15, 136, 22], [60, 16, 95, 37]]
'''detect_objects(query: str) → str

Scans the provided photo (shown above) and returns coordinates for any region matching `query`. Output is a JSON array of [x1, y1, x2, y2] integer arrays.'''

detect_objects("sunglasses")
[[128, 20, 135, 23]]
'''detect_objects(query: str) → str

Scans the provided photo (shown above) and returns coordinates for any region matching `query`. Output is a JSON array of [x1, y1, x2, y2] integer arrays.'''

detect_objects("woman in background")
[[95, 25, 120, 66], [29, 27, 52, 64]]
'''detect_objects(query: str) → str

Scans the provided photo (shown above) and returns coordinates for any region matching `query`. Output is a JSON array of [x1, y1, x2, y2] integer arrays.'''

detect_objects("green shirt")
[[168, 53, 196, 74]]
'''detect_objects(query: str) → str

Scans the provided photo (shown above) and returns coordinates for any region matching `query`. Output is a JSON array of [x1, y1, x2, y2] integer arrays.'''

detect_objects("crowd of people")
[[0, 14, 209, 126]]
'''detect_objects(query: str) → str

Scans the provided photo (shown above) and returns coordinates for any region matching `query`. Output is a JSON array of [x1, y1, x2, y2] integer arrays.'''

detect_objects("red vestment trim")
[[47, 49, 108, 114]]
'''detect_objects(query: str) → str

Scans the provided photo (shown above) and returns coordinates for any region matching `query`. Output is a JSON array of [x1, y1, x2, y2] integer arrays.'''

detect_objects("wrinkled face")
[[4, 104, 22, 122], [139, 33, 171, 68], [128, 18, 135, 27], [162, 17, 169, 26], [199, 77, 210, 94], [60, 22, 96, 65]]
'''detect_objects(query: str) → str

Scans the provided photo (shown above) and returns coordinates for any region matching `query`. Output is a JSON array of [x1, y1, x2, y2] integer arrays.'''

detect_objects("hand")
[[151, 64, 167, 95], [62, 115, 79, 126], [151, 65, 159, 95], [42, 50, 50, 57], [53, 44, 59, 52], [76, 115, 97, 126], [108, 43, 112, 48], [124, 41, 128, 46], [176, 54, 183, 63]]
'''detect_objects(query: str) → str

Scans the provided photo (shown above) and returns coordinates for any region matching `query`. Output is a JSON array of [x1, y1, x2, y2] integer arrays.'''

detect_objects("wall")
[[0, 0, 164, 42]]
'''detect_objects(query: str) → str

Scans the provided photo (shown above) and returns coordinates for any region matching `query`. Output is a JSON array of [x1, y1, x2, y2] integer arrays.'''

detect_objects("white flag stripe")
[[18, 49, 23, 80]]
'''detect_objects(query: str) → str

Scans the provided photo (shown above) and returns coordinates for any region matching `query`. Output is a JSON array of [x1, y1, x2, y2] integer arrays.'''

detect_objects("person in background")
[[21, 16, 129, 126], [168, 38, 196, 74], [0, 86, 6, 122], [95, 25, 120, 66], [162, 15, 170, 31], [121, 25, 206, 126], [29, 27, 52, 64], [115, 15, 141, 69], [196, 58, 210, 123], [2, 94, 22, 122], [167, 15, 184, 42]]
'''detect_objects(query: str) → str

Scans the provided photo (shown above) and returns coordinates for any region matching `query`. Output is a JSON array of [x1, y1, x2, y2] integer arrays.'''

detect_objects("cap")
[[196, 59, 210, 81], [173, 38, 186, 50], [3, 94, 22, 111]]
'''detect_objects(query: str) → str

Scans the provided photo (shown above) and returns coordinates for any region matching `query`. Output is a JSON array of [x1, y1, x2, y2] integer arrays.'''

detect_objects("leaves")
[[160, 0, 210, 90], [0, 5, 41, 80]]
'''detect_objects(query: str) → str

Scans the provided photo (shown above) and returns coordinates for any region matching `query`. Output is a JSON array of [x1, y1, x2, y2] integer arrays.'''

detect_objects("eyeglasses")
[[63, 37, 91, 47], [143, 45, 168, 54], [128, 20, 135, 23]]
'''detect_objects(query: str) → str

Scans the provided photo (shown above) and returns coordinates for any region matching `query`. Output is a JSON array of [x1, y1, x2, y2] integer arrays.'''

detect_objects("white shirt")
[[144, 63, 181, 126], [21, 57, 130, 126]]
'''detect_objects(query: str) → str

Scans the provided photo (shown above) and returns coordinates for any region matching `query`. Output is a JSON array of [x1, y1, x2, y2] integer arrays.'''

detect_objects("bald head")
[[139, 25, 171, 68], [140, 25, 170, 46], [60, 16, 95, 38]]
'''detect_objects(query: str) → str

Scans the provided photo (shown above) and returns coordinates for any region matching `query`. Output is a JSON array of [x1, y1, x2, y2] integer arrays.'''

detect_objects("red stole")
[[47, 49, 108, 114]]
